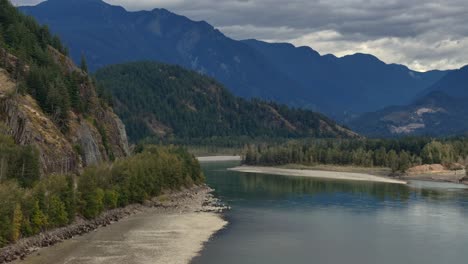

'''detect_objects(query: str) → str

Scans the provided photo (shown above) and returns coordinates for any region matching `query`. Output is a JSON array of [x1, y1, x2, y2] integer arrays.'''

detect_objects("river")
[[192, 161, 468, 264], [12, 161, 468, 264]]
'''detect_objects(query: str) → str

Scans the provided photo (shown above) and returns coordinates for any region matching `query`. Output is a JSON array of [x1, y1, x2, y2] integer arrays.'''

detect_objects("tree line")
[[0, 138, 204, 247], [242, 138, 468, 173]]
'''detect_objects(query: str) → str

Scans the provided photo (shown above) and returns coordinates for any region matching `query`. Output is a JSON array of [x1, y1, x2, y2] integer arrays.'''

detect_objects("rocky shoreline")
[[0, 185, 227, 264]]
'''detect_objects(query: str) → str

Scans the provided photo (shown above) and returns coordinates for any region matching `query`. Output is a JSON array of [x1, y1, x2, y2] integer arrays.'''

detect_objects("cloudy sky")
[[12, 0, 468, 71]]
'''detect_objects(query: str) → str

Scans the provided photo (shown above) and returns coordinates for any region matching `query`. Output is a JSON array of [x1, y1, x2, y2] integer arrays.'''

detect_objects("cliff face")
[[0, 50, 129, 175]]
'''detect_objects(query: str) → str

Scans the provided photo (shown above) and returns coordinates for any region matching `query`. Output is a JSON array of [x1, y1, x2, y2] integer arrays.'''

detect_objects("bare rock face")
[[96, 108, 131, 158], [67, 111, 130, 168], [72, 121, 105, 166]]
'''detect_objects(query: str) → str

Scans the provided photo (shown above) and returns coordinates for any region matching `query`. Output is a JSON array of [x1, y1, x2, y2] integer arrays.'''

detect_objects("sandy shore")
[[403, 170, 466, 184], [4, 186, 227, 264], [230, 166, 407, 184], [197, 156, 241, 162]]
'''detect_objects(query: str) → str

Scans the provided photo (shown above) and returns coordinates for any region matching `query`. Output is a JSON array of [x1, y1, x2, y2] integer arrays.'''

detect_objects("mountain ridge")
[[20, 0, 306, 107], [350, 65, 468, 137], [20, 0, 449, 120], [243, 39, 448, 119]]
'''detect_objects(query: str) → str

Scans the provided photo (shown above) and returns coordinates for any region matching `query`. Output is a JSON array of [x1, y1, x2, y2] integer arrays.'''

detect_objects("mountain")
[[94, 61, 358, 142], [19, 0, 304, 105], [350, 66, 468, 137], [20, 0, 448, 119], [243, 39, 447, 118], [0, 0, 129, 174]]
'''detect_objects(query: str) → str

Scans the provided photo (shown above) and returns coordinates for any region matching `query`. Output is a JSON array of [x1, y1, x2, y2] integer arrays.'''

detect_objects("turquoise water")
[[192, 161, 468, 264]]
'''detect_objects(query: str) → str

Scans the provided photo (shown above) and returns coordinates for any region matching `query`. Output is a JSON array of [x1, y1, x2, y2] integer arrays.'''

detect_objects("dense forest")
[[94, 61, 357, 142], [242, 138, 468, 173], [0, 0, 102, 131], [0, 130, 203, 246]]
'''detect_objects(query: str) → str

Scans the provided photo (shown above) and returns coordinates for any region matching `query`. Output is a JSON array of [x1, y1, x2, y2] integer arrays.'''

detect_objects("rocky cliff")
[[0, 49, 129, 175]]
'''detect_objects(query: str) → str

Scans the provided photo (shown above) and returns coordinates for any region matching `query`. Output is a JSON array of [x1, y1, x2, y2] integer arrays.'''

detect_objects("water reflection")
[[193, 162, 468, 264], [205, 162, 468, 208]]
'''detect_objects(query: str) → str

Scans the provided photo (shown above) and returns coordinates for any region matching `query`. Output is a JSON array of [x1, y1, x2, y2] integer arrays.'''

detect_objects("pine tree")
[[30, 201, 47, 234]]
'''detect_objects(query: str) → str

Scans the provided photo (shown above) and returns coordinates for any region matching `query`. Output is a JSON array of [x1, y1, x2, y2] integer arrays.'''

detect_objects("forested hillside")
[[0, 0, 129, 174], [95, 62, 358, 142], [1, 0, 71, 128]]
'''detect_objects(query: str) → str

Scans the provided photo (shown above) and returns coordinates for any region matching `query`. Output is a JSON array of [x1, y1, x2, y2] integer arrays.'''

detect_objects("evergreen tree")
[[48, 195, 68, 227], [30, 201, 47, 234]]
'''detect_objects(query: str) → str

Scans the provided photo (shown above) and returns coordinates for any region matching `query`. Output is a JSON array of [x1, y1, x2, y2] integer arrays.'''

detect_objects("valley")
[[1, 0, 468, 263]]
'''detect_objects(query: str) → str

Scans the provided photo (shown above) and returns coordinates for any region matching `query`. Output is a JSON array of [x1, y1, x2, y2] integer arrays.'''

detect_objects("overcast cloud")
[[12, 0, 468, 71]]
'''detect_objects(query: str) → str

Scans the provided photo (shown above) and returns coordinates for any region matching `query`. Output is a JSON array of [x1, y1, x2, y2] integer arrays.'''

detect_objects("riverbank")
[[278, 164, 393, 177], [1, 185, 228, 264], [197, 156, 242, 162], [229, 166, 407, 184], [287, 164, 468, 185]]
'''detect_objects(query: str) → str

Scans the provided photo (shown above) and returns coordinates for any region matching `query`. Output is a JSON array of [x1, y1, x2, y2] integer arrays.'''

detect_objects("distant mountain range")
[[350, 66, 468, 137], [94, 61, 357, 141], [19, 0, 305, 108], [19, 0, 449, 121], [243, 40, 446, 119]]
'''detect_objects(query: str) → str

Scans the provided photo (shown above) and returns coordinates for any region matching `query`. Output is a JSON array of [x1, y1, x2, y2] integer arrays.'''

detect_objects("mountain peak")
[[151, 8, 172, 14], [341, 53, 383, 64]]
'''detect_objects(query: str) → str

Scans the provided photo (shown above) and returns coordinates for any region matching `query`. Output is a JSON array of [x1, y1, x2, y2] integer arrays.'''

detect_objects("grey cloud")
[[11, 0, 468, 71]]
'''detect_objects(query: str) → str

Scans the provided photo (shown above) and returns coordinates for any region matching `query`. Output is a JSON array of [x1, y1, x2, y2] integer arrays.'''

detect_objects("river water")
[[192, 161, 468, 264]]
